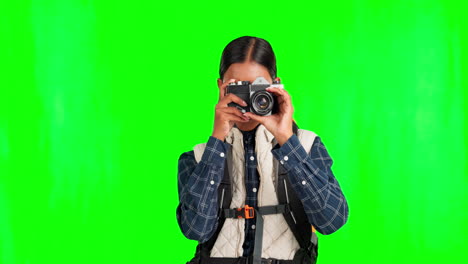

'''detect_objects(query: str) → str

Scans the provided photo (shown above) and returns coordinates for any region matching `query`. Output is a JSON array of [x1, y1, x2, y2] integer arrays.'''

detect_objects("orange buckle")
[[237, 205, 255, 219]]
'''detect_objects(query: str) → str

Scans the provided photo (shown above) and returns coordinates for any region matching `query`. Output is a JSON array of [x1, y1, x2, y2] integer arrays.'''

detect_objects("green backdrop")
[[1, 0, 466, 263]]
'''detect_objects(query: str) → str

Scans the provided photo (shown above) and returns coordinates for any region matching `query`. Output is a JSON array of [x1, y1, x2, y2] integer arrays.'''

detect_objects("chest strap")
[[221, 204, 292, 264]]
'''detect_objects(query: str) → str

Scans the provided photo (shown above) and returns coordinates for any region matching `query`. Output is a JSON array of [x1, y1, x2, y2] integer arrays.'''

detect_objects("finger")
[[224, 112, 250, 123], [267, 87, 292, 112], [219, 93, 248, 107], [243, 112, 266, 123], [266, 87, 289, 99], [221, 107, 248, 119], [279, 99, 293, 115], [219, 79, 236, 100]]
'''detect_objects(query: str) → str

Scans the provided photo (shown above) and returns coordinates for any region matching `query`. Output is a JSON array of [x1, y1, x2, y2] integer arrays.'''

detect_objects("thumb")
[[243, 112, 265, 123]]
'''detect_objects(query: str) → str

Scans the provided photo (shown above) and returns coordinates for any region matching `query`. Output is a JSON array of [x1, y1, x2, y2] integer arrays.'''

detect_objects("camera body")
[[226, 77, 283, 116]]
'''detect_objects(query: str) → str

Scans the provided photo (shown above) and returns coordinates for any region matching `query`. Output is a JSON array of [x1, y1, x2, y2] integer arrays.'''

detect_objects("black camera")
[[226, 77, 283, 116]]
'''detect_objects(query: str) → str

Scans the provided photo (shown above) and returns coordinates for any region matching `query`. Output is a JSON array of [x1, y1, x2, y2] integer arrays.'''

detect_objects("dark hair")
[[219, 36, 277, 80]]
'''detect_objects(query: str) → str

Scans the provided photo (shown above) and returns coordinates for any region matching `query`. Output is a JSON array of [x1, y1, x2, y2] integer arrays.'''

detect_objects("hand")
[[243, 87, 293, 146], [211, 79, 250, 141]]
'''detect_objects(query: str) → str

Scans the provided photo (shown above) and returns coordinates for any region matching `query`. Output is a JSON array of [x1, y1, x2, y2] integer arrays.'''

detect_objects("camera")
[[226, 77, 283, 116]]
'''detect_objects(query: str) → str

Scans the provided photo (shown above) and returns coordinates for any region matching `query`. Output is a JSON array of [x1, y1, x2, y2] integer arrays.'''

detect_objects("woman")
[[176, 36, 348, 264]]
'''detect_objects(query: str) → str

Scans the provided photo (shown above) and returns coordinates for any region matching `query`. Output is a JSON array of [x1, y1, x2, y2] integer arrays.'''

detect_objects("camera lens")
[[256, 96, 268, 109], [251, 91, 274, 115]]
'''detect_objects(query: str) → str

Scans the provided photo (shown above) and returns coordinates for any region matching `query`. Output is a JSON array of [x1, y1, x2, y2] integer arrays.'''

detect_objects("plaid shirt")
[[176, 128, 348, 256]]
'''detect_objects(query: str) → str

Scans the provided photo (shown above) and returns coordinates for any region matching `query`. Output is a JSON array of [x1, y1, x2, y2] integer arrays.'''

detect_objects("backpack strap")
[[276, 123, 318, 263], [191, 144, 234, 262]]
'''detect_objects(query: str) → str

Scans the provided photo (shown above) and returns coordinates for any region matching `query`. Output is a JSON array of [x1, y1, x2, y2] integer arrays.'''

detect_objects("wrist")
[[275, 131, 293, 146], [211, 132, 226, 142]]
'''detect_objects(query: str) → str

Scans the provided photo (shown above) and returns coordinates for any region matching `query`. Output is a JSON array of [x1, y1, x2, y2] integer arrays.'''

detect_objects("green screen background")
[[1, 0, 466, 263]]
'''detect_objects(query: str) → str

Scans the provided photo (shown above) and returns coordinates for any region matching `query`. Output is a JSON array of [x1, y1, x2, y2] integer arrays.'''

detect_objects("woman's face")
[[217, 61, 279, 131]]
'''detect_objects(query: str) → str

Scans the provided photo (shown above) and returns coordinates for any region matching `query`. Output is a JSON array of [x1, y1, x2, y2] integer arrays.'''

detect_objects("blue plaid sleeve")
[[176, 136, 229, 242], [272, 134, 349, 235]]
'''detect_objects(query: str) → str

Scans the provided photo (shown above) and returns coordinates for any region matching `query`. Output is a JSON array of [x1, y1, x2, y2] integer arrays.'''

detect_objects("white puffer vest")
[[193, 125, 316, 260]]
